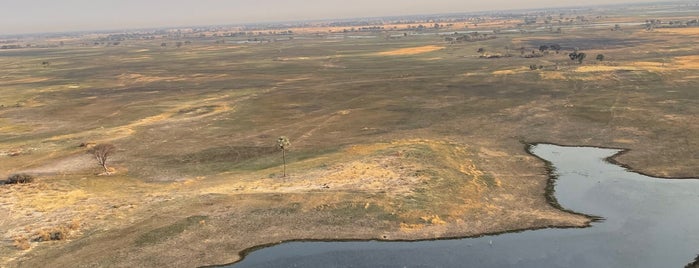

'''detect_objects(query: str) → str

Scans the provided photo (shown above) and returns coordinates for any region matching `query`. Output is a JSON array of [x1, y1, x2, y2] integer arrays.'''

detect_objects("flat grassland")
[[1, 6, 697, 267]]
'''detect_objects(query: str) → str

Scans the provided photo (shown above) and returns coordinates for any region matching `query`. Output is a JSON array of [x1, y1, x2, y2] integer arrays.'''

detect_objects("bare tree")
[[277, 136, 290, 177], [90, 143, 116, 173]]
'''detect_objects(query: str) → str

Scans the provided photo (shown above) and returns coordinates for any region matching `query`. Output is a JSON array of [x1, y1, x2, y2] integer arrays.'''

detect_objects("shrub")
[[13, 236, 30, 250], [33, 227, 68, 242], [6, 173, 35, 184]]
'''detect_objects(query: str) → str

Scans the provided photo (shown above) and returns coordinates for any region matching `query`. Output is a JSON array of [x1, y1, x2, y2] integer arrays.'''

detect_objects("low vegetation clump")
[[32, 227, 68, 242], [12, 221, 80, 250], [4, 173, 35, 184]]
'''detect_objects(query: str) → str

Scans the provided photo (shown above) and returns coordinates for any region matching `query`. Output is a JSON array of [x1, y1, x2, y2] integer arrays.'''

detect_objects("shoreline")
[[215, 142, 699, 267]]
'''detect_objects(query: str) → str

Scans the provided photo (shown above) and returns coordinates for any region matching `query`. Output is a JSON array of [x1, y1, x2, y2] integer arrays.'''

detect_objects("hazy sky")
[[0, 0, 657, 34]]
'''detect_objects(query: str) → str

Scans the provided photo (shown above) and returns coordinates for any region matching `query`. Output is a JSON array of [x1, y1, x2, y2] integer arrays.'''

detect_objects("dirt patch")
[[20, 154, 95, 176], [377, 45, 444, 56]]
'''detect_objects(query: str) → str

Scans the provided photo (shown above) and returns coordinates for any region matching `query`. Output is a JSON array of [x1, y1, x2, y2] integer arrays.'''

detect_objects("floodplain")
[[0, 2, 697, 267]]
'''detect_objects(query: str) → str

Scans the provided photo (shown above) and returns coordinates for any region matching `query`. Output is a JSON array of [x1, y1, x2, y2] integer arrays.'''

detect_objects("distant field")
[[1, 4, 698, 267]]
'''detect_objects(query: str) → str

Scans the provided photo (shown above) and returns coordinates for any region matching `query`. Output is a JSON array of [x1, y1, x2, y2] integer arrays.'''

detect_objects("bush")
[[33, 227, 67, 242], [6, 173, 35, 184]]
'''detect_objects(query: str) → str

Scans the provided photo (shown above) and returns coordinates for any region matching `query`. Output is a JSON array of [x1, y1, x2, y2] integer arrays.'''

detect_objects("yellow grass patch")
[[0, 77, 51, 85], [492, 67, 529, 75], [45, 94, 234, 143], [377, 45, 444, 56], [479, 148, 509, 157], [577, 57, 699, 73], [117, 73, 184, 84], [400, 222, 426, 232], [674, 55, 699, 69], [0, 119, 33, 134], [539, 71, 566, 80], [27, 189, 90, 212], [420, 215, 447, 225], [613, 139, 636, 144], [654, 28, 699, 35], [575, 65, 644, 72]]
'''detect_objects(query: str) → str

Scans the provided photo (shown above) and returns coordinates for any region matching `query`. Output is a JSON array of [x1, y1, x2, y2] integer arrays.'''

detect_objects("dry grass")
[[575, 56, 699, 74], [575, 65, 645, 72], [674, 55, 699, 69], [539, 71, 567, 80], [377, 45, 444, 56], [653, 28, 699, 35], [492, 67, 530, 75], [13, 236, 30, 250]]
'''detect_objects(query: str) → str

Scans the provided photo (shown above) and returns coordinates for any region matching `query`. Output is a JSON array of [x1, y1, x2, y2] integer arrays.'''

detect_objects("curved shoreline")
[[208, 142, 646, 267], [211, 142, 699, 267], [527, 141, 699, 180]]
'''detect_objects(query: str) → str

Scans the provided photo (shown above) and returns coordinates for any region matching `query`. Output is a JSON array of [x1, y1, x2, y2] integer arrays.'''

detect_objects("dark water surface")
[[229, 144, 699, 268]]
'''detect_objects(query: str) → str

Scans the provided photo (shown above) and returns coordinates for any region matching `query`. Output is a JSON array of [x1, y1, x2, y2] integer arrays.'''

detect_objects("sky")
[[0, 0, 659, 35]]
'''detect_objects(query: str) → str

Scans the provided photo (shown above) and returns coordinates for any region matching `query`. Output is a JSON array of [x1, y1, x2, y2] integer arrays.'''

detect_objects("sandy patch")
[[378, 45, 444, 56]]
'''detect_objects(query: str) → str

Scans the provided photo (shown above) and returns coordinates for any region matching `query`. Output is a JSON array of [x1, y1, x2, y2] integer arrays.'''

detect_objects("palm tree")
[[277, 136, 290, 177]]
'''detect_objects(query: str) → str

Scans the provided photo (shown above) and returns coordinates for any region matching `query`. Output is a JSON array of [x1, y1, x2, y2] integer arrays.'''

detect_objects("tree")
[[90, 144, 116, 173], [577, 52, 587, 64], [277, 136, 290, 177], [550, 44, 561, 53], [596, 54, 605, 61], [539, 45, 549, 53], [569, 51, 586, 64]]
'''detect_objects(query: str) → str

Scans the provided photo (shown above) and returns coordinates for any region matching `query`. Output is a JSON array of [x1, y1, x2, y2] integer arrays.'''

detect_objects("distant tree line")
[[445, 32, 496, 43], [646, 18, 699, 30]]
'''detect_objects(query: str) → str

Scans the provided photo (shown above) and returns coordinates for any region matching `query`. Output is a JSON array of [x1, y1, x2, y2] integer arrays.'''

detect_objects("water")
[[229, 144, 699, 268]]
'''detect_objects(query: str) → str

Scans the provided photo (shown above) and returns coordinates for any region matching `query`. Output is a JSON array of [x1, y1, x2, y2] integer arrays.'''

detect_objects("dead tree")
[[90, 143, 116, 173]]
